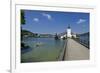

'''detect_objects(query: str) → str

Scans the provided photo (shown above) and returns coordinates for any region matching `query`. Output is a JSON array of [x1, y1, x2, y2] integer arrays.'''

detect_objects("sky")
[[21, 10, 89, 34]]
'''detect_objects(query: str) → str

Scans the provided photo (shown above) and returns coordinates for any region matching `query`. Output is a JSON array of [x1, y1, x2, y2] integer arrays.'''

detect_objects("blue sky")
[[21, 10, 89, 34]]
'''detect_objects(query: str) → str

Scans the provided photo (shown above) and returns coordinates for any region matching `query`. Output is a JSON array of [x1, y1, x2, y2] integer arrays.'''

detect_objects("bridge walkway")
[[63, 38, 89, 60]]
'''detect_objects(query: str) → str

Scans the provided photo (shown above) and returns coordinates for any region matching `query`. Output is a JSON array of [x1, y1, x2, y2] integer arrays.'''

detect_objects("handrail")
[[72, 38, 89, 49]]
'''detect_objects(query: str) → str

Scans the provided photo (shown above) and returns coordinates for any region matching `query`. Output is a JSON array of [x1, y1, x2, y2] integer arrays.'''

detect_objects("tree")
[[21, 10, 25, 41], [21, 10, 25, 24]]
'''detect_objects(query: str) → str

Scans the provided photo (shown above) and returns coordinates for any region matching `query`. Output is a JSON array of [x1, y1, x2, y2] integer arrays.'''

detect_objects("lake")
[[21, 37, 65, 63]]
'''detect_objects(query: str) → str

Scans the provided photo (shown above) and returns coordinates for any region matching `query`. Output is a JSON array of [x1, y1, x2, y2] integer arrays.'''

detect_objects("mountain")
[[21, 30, 38, 38]]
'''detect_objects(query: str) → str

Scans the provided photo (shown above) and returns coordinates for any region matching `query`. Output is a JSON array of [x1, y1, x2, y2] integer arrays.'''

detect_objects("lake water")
[[21, 37, 65, 63]]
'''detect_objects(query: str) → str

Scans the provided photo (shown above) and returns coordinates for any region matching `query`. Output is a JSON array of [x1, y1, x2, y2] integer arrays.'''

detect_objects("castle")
[[60, 25, 76, 39]]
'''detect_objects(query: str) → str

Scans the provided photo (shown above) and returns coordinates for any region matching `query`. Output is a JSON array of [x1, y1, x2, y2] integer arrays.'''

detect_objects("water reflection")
[[21, 37, 65, 63]]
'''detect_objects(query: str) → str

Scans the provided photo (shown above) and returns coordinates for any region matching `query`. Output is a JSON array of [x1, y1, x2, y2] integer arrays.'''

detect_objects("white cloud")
[[42, 13, 52, 20], [33, 18, 39, 22], [77, 19, 86, 24]]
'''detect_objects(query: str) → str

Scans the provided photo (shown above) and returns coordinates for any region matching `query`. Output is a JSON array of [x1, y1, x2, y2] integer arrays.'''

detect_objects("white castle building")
[[67, 25, 72, 38], [61, 25, 76, 39]]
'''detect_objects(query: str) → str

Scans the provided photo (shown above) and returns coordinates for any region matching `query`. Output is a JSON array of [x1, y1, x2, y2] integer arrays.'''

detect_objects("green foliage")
[[21, 30, 38, 38], [21, 10, 25, 24]]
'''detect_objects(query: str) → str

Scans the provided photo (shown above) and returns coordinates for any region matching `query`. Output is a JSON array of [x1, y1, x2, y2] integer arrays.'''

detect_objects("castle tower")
[[67, 24, 72, 38]]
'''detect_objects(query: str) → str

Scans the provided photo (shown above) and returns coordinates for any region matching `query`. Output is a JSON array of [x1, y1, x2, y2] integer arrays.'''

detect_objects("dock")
[[63, 38, 89, 60]]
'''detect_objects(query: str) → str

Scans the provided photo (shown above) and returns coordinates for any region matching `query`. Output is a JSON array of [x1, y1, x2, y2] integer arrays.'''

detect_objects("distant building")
[[60, 26, 76, 39], [72, 32, 77, 38], [60, 25, 72, 39], [60, 34, 67, 39]]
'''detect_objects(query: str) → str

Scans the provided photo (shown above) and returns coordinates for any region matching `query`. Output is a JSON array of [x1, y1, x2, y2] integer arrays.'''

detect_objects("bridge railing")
[[72, 32, 89, 49]]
